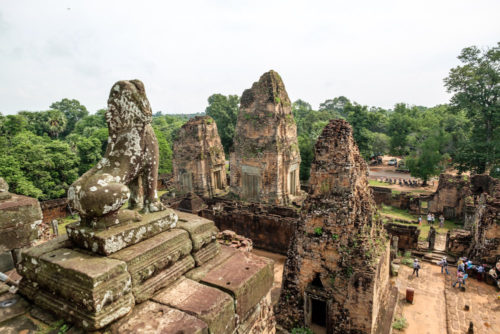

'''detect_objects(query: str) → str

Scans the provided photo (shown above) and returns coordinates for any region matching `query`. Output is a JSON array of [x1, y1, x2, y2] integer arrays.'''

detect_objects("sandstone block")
[[109, 229, 192, 286], [110, 301, 208, 334], [66, 209, 178, 255], [192, 241, 220, 266], [185, 245, 238, 281], [0, 251, 14, 272], [132, 255, 195, 303], [0, 292, 30, 324], [200, 251, 273, 318], [153, 277, 236, 334], [176, 211, 218, 251], [19, 247, 131, 313], [0, 194, 42, 252], [20, 279, 134, 331]]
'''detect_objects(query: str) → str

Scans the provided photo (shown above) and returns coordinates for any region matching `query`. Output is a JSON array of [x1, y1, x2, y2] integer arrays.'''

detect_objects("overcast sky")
[[1, 0, 499, 115]]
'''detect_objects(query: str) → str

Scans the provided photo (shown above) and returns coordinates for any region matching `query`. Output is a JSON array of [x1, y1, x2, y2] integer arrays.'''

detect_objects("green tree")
[[319, 96, 350, 118], [205, 94, 239, 154], [66, 134, 103, 174], [444, 43, 500, 173], [406, 135, 446, 185], [42, 109, 67, 138], [0, 114, 28, 136], [387, 103, 419, 156], [0, 131, 79, 199], [152, 114, 188, 174], [50, 98, 89, 137]]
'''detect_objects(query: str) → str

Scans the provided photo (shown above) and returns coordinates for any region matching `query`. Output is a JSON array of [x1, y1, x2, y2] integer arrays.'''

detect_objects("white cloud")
[[0, 0, 499, 114]]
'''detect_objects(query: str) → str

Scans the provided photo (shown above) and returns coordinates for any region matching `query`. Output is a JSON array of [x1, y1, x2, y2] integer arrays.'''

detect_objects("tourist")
[[458, 260, 465, 273], [452, 271, 464, 288], [412, 259, 421, 277], [431, 213, 436, 225], [477, 264, 485, 281], [427, 213, 432, 225], [418, 215, 422, 225], [439, 214, 445, 228], [462, 273, 468, 287], [438, 257, 450, 275]]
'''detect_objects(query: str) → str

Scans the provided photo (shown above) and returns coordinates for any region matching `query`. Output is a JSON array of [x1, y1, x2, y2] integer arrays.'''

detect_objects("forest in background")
[[1, 43, 498, 200]]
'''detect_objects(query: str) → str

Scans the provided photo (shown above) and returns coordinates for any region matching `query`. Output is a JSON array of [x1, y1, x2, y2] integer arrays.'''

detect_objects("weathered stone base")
[[66, 209, 178, 255], [176, 212, 218, 251], [109, 229, 193, 287], [16, 210, 275, 332], [237, 290, 276, 334], [19, 279, 135, 331], [153, 277, 236, 334], [200, 250, 274, 317], [114, 247, 275, 334], [132, 255, 195, 303], [0, 193, 43, 252], [110, 300, 209, 334], [18, 238, 131, 313], [193, 241, 220, 266]]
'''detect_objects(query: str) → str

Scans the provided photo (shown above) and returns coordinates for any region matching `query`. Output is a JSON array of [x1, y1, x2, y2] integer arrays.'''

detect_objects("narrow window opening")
[[311, 273, 323, 288]]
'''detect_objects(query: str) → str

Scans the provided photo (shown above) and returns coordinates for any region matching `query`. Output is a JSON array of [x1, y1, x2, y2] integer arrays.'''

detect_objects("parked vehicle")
[[396, 160, 410, 173], [388, 158, 398, 166]]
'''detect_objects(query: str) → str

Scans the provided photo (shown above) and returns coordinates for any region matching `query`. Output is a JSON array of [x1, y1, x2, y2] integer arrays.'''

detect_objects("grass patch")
[[380, 204, 416, 221], [369, 179, 390, 187], [418, 219, 459, 240], [392, 316, 408, 330], [381, 205, 460, 240], [57, 215, 79, 235], [37, 320, 70, 334]]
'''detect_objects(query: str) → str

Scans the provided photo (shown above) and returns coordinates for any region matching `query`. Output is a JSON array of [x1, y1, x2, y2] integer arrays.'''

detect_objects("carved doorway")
[[180, 172, 193, 192], [242, 173, 259, 201], [213, 170, 222, 190], [290, 169, 297, 195], [311, 298, 327, 328]]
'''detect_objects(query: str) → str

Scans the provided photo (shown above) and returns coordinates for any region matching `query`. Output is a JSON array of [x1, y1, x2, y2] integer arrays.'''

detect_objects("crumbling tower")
[[173, 116, 227, 197], [230, 70, 301, 205], [276, 120, 391, 334]]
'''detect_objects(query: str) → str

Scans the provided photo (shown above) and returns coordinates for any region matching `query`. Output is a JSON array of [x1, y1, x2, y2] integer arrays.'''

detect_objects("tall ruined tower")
[[230, 70, 301, 205], [173, 116, 227, 197], [276, 120, 391, 334]]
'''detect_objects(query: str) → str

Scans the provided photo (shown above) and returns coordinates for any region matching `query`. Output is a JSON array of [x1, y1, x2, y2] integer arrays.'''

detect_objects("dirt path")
[[444, 273, 500, 334], [396, 262, 500, 334], [397, 264, 447, 334]]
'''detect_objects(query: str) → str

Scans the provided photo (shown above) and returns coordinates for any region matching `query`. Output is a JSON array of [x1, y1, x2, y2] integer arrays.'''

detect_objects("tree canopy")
[[444, 43, 500, 174]]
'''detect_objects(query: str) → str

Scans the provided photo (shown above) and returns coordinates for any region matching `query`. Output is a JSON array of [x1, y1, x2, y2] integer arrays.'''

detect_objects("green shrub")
[[392, 316, 408, 330], [314, 227, 323, 236]]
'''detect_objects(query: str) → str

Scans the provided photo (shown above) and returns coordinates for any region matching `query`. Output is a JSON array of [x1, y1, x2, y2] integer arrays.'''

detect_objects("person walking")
[[412, 258, 421, 277], [453, 271, 464, 288], [427, 213, 432, 225], [439, 214, 445, 228], [418, 215, 422, 226], [431, 213, 436, 225], [438, 257, 450, 275]]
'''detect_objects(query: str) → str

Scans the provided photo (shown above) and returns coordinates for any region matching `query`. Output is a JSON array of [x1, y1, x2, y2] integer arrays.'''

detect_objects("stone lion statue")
[[68, 80, 165, 228]]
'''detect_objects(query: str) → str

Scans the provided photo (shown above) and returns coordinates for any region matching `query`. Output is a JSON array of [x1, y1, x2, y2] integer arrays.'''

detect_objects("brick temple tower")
[[230, 70, 301, 205]]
